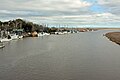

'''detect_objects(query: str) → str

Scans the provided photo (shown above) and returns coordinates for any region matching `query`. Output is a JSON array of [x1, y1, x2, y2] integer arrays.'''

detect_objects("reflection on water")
[[0, 30, 120, 80]]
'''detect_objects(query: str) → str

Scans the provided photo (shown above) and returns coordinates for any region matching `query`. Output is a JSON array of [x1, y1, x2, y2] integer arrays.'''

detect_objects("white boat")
[[0, 36, 11, 42], [0, 42, 5, 49], [10, 34, 19, 40], [0, 44, 5, 49], [55, 32, 64, 35], [18, 35, 23, 39], [38, 33, 44, 37], [0, 38, 12, 42], [63, 31, 68, 34], [43, 33, 50, 36], [0, 45, 5, 49], [38, 33, 50, 37], [67, 32, 71, 34]]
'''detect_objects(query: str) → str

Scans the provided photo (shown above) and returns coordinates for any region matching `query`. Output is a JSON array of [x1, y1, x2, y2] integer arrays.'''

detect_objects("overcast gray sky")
[[0, 0, 120, 27]]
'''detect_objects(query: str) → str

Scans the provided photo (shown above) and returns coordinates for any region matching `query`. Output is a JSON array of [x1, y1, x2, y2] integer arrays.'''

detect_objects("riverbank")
[[105, 32, 120, 45]]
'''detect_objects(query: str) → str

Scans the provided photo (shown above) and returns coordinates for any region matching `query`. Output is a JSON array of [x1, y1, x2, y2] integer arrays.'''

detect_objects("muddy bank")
[[105, 32, 120, 45]]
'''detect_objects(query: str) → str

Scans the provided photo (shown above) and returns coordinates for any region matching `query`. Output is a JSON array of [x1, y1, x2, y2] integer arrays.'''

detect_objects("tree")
[[0, 21, 2, 30], [0, 19, 49, 33]]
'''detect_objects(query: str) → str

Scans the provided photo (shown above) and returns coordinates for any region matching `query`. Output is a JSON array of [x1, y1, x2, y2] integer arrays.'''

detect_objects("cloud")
[[0, 0, 92, 17], [98, 0, 120, 5], [23, 13, 120, 25], [0, 0, 120, 27], [98, 0, 120, 15], [0, 0, 91, 11], [0, 0, 93, 18]]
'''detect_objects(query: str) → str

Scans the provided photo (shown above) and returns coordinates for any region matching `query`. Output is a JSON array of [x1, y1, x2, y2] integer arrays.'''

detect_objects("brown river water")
[[0, 30, 120, 80]]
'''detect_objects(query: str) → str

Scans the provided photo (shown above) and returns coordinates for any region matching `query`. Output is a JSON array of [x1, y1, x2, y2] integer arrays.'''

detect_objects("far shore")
[[105, 32, 120, 45]]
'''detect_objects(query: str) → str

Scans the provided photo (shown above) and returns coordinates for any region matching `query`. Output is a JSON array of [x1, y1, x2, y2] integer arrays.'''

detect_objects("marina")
[[0, 0, 120, 80]]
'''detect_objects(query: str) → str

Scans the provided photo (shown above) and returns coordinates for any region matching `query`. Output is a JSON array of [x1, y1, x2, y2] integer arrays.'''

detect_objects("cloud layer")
[[0, 0, 120, 27]]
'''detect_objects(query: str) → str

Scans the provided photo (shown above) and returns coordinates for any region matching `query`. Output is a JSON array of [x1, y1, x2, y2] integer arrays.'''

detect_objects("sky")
[[0, 0, 120, 28]]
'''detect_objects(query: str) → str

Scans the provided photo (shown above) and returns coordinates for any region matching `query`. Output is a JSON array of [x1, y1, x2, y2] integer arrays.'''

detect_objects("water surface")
[[0, 30, 120, 80]]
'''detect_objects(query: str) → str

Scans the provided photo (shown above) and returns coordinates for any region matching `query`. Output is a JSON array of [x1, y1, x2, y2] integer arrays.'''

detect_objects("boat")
[[38, 32, 50, 37], [18, 35, 23, 39], [38, 33, 44, 37], [10, 34, 19, 40], [55, 32, 64, 35], [63, 31, 68, 34], [0, 38, 12, 42], [43, 33, 50, 36], [0, 43, 5, 49], [0, 34, 19, 42], [0, 45, 5, 49]]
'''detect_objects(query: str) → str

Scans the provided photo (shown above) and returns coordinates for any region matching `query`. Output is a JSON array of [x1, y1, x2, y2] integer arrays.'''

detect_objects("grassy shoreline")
[[105, 32, 120, 45]]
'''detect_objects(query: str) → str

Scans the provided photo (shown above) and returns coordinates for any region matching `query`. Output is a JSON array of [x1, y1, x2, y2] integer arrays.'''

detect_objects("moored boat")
[[38, 33, 44, 37], [10, 34, 19, 40], [43, 33, 50, 36], [0, 38, 12, 42], [18, 35, 23, 39], [55, 32, 64, 35], [38, 32, 50, 37], [0, 43, 5, 49]]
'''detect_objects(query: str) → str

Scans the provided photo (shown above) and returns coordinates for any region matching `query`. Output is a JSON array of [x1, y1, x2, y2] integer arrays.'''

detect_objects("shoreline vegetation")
[[0, 18, 120, 46], [0, 19, 97, 38], [0, 18, 98, 45], [105, 32, 120, 45]]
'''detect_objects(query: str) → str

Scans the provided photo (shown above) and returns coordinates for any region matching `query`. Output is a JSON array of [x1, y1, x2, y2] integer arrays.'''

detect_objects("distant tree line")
[[0, 19, 51, 33], [0, 19, 72, 34]]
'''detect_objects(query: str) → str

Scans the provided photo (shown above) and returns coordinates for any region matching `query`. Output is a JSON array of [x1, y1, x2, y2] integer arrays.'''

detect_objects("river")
[[0, 30, 120, 80]]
